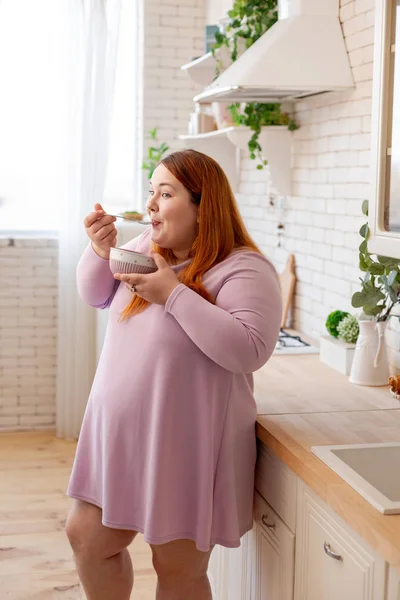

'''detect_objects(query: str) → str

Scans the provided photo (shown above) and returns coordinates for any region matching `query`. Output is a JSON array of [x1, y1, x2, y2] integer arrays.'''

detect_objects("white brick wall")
[[140, 0, 206, 199], [0, 239, 58, 430], [235, 0, 376, 342]]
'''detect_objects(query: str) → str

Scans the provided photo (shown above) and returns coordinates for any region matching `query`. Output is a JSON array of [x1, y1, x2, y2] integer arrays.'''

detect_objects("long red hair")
[[120, 149, 262, 320]]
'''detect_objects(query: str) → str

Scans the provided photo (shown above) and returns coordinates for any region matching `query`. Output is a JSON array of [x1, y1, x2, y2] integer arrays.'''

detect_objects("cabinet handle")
[[261, 514, 275, 530], [324, 542, 343, 561]]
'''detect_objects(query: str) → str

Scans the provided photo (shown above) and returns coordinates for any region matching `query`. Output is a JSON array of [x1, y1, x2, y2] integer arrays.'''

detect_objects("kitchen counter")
[[254, 354, 400, 570]]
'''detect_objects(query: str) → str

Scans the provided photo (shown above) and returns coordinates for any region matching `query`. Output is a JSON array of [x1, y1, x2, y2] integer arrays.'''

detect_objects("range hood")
[[194, 0, 354, 104]]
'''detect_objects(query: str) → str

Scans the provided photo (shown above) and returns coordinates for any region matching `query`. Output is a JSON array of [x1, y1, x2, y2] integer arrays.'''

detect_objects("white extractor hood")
[[194, 0, 354, 104]]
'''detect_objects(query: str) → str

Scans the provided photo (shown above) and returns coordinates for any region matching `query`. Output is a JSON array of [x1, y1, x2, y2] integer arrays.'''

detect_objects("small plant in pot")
[[212, 0, 298, 169], [351, 200, 400, 321], [142, 127, 169, 180], [325, 310, 359, 344], [348, 200, 400, 386]]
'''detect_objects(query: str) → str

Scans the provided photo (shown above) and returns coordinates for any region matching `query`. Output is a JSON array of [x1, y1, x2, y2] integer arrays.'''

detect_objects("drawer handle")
[[324, 542, 343, 561], [261, 514, 275, 530]]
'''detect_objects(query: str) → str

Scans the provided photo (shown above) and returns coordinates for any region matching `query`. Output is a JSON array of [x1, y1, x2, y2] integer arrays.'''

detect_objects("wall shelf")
[[226, 126, 293, 197], [180, 47, 231, 87], [179, 128, 240, 192], [179, 125, 292, 197]]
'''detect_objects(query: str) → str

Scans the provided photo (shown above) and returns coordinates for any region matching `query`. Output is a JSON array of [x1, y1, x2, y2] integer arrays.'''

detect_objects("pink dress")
[[67, 228, 282, 551]]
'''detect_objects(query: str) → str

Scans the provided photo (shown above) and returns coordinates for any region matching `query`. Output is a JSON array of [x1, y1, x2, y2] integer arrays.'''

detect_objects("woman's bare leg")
[[151, 539, 214, 600], [66, 499, 137, 600]]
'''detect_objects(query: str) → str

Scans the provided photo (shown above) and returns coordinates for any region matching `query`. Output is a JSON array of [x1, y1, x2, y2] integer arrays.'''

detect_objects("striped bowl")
[[109, 247, 157, 275]]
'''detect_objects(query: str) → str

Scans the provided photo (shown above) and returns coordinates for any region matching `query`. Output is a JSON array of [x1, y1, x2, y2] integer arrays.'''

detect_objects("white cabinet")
[[294, 480, 386, 600], [251, 491, 295, 600], [388, 566, 400, 600], [208, 532, 252, 600]]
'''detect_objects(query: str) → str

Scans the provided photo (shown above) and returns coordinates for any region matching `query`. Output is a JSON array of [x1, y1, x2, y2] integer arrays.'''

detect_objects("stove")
[[274, 329, 319, 355]]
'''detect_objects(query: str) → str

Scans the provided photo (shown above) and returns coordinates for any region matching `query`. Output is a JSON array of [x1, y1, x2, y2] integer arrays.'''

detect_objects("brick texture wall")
[[0, 239, 58, 430], [235, 0, 375, 342], [140, 0, 206, 198]]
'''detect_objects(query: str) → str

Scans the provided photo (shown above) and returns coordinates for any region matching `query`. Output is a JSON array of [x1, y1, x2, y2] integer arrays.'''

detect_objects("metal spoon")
[[106, 213, 151, 225]]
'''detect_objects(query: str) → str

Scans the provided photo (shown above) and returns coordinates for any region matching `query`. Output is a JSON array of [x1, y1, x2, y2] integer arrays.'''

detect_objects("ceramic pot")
[[349, 320, 389, 386]]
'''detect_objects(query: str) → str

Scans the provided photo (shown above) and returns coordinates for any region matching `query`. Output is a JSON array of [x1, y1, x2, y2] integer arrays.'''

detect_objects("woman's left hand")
[[113, 252, 181, 305]]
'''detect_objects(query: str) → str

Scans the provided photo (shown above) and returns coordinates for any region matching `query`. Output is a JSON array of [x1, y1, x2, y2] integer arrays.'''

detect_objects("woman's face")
[[147, 164, 199, 256]]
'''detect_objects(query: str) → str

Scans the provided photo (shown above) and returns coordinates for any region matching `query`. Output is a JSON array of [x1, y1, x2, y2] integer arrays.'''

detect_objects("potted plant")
[[212, 0, 298, 169], [348, 200, 400, 385], [142, 127, 169, 179]]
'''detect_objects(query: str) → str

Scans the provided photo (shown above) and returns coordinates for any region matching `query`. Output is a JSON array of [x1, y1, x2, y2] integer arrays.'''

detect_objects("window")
[[369, 0, 400, 257], [0, 0, 141, 233]]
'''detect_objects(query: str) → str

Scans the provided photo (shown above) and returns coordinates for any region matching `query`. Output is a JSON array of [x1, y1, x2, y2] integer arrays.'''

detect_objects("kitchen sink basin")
[[311, 442, 400, 515]]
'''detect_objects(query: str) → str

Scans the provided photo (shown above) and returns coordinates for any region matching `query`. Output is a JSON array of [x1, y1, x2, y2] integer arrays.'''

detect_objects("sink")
[[311, 442, 400, 515]]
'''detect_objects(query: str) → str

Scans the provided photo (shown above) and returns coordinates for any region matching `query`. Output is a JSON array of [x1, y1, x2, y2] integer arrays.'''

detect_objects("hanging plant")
[[213, 0, 278, 64], [229, 103, 298, 169], [212, 0, 298, 169]]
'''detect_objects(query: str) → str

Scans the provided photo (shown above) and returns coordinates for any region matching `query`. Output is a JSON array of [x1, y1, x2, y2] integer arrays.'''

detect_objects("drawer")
[[255, 440, 297, 533]]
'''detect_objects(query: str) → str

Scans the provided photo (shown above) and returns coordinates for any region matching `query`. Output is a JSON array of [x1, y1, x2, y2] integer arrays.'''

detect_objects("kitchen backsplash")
[[234, 0, 375, 341]]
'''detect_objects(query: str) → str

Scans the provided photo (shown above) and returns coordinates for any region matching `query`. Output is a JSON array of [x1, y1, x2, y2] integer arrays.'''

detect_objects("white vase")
[[349, 320, 389, 386]]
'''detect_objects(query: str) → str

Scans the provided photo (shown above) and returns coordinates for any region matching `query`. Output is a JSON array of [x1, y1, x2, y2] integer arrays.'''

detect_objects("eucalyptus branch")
[[352, 200, 400, 321]]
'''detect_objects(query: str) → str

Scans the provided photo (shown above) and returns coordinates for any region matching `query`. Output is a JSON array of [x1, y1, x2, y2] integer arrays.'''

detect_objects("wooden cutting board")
[[279, 254, 296, 328]]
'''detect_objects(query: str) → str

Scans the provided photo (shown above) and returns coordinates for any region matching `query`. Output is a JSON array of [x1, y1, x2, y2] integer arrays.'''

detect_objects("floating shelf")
[[181, 47, 231, 88], [179, 126, 293, 197], [179, 128, 240, 192], [227, 125, 293, 197]]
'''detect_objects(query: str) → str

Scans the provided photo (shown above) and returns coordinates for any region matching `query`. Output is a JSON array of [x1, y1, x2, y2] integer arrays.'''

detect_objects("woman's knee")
[[66, 499, 136, 559], [151, 539, 213, 587]]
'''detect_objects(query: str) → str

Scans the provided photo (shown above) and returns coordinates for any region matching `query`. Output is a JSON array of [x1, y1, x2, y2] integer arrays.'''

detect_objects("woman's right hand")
[[84, 202, 117, 259]]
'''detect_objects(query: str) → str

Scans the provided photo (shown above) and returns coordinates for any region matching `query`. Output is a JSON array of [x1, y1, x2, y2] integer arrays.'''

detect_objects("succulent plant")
[[325, 310, 350, 338]]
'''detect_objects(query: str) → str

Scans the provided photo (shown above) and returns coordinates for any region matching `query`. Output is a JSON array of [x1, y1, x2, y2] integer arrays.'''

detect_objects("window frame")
[[369, 0, 400, 257]]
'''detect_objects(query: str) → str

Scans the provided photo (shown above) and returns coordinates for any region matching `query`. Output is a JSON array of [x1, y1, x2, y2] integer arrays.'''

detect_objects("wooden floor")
[[0, 431, 157, 599]]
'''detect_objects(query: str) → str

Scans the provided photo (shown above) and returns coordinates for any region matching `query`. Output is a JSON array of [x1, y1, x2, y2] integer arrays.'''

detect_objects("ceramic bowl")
[[109, 247, 157, 275]]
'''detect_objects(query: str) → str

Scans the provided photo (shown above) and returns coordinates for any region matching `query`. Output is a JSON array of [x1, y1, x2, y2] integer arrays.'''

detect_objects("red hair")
[[120, 149, 261, 320]]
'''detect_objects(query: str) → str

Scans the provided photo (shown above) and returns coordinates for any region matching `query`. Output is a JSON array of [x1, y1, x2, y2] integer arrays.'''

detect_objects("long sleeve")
[[165, 252, 282, 374], [76, 232, 146, 309]]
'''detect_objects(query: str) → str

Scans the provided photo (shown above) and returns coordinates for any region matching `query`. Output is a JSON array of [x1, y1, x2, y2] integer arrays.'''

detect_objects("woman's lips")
[[151, 220, 161, 228]]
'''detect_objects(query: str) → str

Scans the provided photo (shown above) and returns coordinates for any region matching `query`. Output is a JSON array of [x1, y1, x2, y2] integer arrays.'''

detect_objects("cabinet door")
[[294, 480, 386, 600], [208, 531, 252, 600], [388, 566, 400, 600], [252, 491, 295, 600]]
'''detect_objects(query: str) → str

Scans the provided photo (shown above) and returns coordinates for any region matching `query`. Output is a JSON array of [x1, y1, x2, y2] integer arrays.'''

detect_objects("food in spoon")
[[121, 211, 145, 221]]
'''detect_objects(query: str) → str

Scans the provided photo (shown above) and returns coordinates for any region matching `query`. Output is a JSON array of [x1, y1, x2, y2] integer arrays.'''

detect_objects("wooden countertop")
[[254, 354, 400, 570]]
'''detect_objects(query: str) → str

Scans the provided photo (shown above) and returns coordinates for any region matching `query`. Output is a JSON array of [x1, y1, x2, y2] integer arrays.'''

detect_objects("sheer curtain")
[[56, 0, 124, 440]]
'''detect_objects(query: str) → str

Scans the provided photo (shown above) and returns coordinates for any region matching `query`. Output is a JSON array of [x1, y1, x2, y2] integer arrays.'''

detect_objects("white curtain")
[[56, 0, 122, 439]]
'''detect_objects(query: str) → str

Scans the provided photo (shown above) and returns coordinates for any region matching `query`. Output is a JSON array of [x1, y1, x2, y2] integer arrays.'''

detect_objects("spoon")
[[106, 213, 151, 225]]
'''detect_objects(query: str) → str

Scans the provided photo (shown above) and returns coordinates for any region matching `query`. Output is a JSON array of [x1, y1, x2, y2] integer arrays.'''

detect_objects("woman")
[[66, 149, 282, 600]]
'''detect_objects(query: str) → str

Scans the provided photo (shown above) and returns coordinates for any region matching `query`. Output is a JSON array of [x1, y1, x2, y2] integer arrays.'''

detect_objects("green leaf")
[[352, 292, 368, 308], [364, 305, 384, 317], [388, 270, 398, 286], [359, 254, 369, 272], [359, 240, 368, 254], [369, 263, 385, 275], [359, 223, 369, 239], [362, 199, 369, 216], [377, 255, 395, 265]]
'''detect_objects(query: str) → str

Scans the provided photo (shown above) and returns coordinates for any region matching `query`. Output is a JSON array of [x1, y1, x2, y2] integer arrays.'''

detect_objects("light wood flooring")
[[0, 431, 157, 599]]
